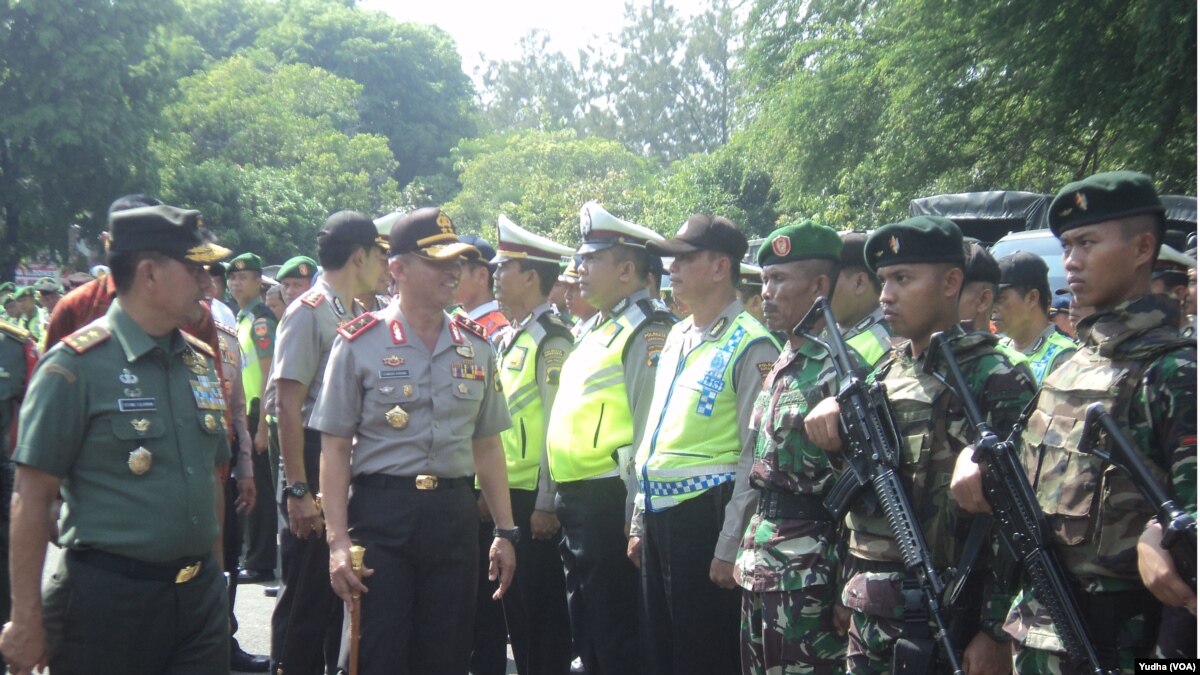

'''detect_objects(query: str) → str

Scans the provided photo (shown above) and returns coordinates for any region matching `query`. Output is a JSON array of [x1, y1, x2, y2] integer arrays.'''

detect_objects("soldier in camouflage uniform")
[[735, 221, 853, 674], [1001, 172, 1197, 672], [806, 216, 1036, 675]]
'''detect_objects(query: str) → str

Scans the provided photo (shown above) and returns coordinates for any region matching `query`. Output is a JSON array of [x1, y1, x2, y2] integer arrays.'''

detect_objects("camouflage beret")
[[276, 256, 317, 280], [865, 216, 964, 274], [757, 220, 841, 267], [1049, 170, 1164, 238]]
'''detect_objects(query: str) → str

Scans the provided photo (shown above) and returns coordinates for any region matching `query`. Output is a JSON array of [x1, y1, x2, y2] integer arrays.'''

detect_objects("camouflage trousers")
[[740, 586, 845, 675], [1012, 612, 1154, 675]]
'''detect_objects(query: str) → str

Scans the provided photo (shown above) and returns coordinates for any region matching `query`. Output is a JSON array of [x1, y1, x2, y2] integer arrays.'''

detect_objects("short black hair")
[[110, 250, 168, 294], [517, 259, 561, 297], [1007, 283, 1050, 313], [316, 236, 366, 270], [610, 245, 649, 279]]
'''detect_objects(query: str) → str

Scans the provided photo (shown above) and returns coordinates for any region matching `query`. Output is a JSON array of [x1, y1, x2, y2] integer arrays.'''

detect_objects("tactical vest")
[[548, 298, 670, 482], [638, 312, 775, 511], [846, 335, 997, 568], [498, 313, 572, 491], [1022, 339, 1189, 581], [1026, 330, 1077, 383]]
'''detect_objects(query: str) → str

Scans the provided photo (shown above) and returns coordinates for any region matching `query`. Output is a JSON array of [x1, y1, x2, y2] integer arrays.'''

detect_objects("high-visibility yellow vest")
[[498, 313, 572, 490]]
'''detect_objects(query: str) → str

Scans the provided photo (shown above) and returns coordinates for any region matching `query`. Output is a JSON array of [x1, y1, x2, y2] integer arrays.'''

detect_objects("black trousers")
[[470, 490, 508, 675], [639, 483, 740, 675], [243, 413, 278, 572], [503, 489, 572, 675], [349, 476, 479, 675], [271, 428, 342, 675], [224, 473, 243, 652], [556, 477, 642, 675], [44, 551, 228, 675]]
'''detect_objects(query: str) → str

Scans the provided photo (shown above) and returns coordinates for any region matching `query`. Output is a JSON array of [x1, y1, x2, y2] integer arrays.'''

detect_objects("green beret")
[[1049, 170, 1164, 237], [228, 252, 263, 273], [12, 286, 33, 300], [0, 283, 14, 296], [277, 256, 317, 280], [757, 220, 841, 267], [865, 216, 964, 273]]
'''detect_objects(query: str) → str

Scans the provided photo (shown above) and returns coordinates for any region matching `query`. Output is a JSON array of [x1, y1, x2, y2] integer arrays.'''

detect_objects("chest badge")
[[119, 369, 138, 385], [202, 413, 219, 432], [131, 418, 151, 435], [457, 382, 469, 395], [128, 447, 153, 475], [382, 355, 405, 367], [379, 385, 395, 396], [385, 405, 410, 430], [456, 344, 474, 358], [182, 351, 207, 374], [403, 384, 414, 398]]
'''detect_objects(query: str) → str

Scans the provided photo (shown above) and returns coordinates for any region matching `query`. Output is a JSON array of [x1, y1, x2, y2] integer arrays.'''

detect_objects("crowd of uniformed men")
[[0, 169, 1193, 675]]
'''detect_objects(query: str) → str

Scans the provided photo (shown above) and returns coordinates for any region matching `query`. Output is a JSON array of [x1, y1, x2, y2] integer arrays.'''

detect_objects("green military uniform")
[[12, 203, 232, 674], [1007, 172, 1197, 672], [843, 218, 1037, 674], [0, 318, 32, 649], [11, 287, 44, 346]]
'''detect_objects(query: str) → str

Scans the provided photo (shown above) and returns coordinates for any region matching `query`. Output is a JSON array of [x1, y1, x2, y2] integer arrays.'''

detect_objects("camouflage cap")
[[757, 220, 841, 267], [277, 256, 317, 280], [228, 252, 263, 273], [865, 216, 964, 274], [1049, 170, 1164, 237]]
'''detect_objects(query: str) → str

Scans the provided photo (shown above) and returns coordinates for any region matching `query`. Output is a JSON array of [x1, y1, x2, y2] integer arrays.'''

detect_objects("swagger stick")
[[349, 544, 367, 675]]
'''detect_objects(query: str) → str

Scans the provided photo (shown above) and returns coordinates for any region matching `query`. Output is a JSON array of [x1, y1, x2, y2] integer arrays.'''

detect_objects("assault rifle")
[[795, 298, 963, 675], [925, 332, 1111, 675], [1079, 402, 1197, 592]]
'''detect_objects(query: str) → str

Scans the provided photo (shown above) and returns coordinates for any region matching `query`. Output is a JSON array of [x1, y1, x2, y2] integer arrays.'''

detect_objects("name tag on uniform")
[[379, 369, 410, 379], [118, 398, 157, 412]]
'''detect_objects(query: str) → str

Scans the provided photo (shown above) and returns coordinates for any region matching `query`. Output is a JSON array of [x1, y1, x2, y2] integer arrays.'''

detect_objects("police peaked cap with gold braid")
[[577, 201, 664, 254], [493, 215, 575, 265], [388, 207, 478, 261]]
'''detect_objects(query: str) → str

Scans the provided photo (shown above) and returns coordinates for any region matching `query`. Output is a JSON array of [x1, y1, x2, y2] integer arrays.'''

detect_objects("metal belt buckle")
[[175, 562, 201, 584], [415, 475, 438, 490]]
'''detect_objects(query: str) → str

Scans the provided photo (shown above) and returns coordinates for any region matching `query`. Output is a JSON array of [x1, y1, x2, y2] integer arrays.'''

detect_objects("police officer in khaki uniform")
[[271, 212, 389, 674], [546, 201, 675, 675], [629, 215, 780, 675], [315, 207, 516, 675], [1, 204, 233, 675]]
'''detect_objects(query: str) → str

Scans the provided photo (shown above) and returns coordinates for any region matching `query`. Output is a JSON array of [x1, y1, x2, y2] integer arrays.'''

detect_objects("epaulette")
[[536, 311, 574, 344], [0, 319, 31, 344], [181, 331, 215, 358], [214, 320, 237, 338], [453, 313, 489, 341], [62, 325, 111, 354], [300, 291, 325, 308], [338, 313, 379, 340]]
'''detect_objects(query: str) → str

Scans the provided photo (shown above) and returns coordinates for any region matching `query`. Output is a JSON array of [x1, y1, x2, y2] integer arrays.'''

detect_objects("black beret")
[[962, 239, 1000, 285], [1049, 170, 1164, 237], [864, 216, 964, 273]]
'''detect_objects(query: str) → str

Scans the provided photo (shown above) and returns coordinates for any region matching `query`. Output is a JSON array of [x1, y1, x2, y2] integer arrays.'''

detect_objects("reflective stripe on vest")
[[1027, 331, 1076, 383], [637, 314, 772, 510], [497, 321, 549, 491], [546, 306, 646, 482]]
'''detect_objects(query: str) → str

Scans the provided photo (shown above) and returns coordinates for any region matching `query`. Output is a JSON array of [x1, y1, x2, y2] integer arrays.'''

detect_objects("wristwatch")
[[284, 481, 310, 499], [493, 526, 521, 544]]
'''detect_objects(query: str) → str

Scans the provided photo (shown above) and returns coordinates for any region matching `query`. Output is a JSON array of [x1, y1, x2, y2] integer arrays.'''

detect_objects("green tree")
[[643, 146, 780, 237]]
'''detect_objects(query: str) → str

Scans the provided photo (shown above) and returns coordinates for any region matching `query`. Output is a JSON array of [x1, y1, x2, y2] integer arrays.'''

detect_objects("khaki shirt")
[[14, 300, 230, 562], [272, 277, 361, 425], [310, 302, 511, 478]]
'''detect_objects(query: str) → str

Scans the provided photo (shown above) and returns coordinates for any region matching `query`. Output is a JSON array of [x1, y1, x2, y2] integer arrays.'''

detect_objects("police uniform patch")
[[300, 291, 325, 308], [599, 321, 624, 347], [506, 346, 528, 371], [62, 326, 110, 354], [390, 320, 406, 344], [253, 319, 270, 338], [338, 313, 379, 340], [643, 330, 668, 368], [543, 347, 566, 385], [756, 362, 773, 380]]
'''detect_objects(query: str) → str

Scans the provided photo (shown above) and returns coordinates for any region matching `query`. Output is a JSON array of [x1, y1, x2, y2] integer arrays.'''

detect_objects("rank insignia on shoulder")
[[707, 317, 728, 339], [452, 314, 488, 340], [300, 291, 325, 308], [598, 321, 624, 347], [181, 331, 215, 358], [0, 320, 31, 343], [338, 313, 379, 340], [214, 320, 236, 338], [62, 326, 111, 354]]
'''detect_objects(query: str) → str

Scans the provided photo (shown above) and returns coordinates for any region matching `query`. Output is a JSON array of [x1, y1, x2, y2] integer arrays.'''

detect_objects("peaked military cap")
[[229, 252, 263, 273], [647, 214, 748, 261], [494, 214, 574, 265], [865, 216, 964, 273], [109, 204, 231, 264], [277, 256, 317, 280], [757, 220, 841, 267], [738, 262, 763, 288], [1049, 170, 1165, 237], [577, 201, 663, 254], [559, 256, 582, 284], [388, 207, 478, 260]]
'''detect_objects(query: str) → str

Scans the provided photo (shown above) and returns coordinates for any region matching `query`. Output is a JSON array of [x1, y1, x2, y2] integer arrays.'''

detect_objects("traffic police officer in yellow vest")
[[486, 214, 576, 674], [547, 201, 675, 675], [832, 231, 894, 367], [992, 251, 1077, 383], [628, 215, 780, 675], [1, 204, 233, 674]]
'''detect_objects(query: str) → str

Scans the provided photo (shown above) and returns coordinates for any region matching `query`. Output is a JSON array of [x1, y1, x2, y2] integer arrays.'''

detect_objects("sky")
[[360, 0, 711, 80]]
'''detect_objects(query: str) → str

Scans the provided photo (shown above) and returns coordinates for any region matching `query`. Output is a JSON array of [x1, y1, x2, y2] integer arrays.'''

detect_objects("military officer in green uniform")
[[0, 315, 34, 671], [832, 231, 894, 367], [315, 207, 516, 675], [271, 212, 388, 674], [485, 214, 576, 674], [277, 256, 317, 306], [9, 287, 43, 347], [992, 251, 1077, 383], [998, 172, 1197, 671], [806, 217, 1036, 674], [629, 215, 780, 675], [0, 203, 233, 675], [228, 251, 279, 582], [734, 221, 854, 674], [546, 201, 675, 675]]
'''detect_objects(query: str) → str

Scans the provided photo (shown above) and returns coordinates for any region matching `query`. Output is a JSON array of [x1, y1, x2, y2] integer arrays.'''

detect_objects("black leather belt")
[[353, 473, 473, 491], [756, 489, 833, 521], [69, 549, 208, 584], [848, 556, 907, 575]]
